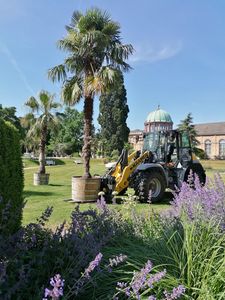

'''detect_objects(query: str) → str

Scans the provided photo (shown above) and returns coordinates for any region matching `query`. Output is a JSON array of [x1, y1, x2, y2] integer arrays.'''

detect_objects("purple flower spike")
[[43, 274, 65, 299], [84, 253, 103, 278], [164, 285, 185, 300]]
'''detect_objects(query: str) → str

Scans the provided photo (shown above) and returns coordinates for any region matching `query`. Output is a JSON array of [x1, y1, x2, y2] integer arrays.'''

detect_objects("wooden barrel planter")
[[33, 173, 50, 185], [72, 176, 101, 203]]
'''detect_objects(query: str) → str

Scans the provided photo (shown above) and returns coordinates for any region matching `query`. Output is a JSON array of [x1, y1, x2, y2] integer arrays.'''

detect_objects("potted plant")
[[48, 8, 133, 201], [24, 90, 61, 185]]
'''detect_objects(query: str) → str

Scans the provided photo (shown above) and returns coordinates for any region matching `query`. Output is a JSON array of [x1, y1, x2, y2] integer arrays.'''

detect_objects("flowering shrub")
[[1, 175, 225, 300], [43, 252, 128, 299], [0, 204, 130, 299], [115, 260, 185, 300], [171, 172, 225, 228]]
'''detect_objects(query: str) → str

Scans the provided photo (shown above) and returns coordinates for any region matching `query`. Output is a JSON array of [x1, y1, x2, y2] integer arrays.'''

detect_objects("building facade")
[[195, 122, 225, 159], [129, 108, 225, 159]]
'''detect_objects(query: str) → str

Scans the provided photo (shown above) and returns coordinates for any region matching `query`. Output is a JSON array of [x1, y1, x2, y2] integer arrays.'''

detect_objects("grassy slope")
[[22, 158, 225, 227]]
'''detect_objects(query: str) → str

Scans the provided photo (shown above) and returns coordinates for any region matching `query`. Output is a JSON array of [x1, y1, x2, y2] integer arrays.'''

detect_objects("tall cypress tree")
[[98, 73, 130, 156], [178, 113, 199, 146]]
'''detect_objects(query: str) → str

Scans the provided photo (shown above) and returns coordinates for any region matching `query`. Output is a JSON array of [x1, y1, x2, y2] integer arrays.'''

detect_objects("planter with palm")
[[48, 8, 133, 201], [24, 91, 61, 185]]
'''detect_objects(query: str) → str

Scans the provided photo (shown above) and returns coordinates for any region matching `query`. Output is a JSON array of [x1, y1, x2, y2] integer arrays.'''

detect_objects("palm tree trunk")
[[82, 96, 93, 178], [39, 127, 47, 174]]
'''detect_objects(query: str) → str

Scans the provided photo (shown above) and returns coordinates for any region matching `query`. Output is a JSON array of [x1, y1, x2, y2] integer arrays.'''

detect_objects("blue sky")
[[1, 0, 225, 130]]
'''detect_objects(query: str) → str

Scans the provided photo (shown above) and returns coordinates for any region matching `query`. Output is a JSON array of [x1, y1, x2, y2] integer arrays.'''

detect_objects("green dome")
[[146, 108, 172, 123]]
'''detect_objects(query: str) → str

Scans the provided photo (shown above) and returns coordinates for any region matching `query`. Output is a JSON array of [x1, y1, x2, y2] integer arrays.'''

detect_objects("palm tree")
[[48, 8, 133, 178], [24, 91, 61, 174]]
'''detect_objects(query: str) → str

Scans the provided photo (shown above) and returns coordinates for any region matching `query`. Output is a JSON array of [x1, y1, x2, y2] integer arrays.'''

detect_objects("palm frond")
[[70, 10, 83, 28], [39, 90, 51, 111], [86, 66, 119, 94], [61, 77, 82, 106], [50, 102, 61, 110], [48, 64, 67, 83], [27, 120, 42, 139], [21, 113, 35, 128], [25, 97, 39, 112], [64, 55, 84, 75], [102, 22, 120, 38], [57, 32, 81, 52]]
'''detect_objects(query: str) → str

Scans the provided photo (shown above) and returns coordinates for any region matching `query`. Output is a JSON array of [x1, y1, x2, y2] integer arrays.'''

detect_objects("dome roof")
[[146, 107, 172, 123]]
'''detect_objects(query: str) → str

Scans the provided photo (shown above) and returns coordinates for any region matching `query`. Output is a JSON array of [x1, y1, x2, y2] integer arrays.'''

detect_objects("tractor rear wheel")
[[135, 171, 166, 203]]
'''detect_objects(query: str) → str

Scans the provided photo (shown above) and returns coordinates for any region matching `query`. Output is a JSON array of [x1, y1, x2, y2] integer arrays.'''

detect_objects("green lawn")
[[22, 158, 225, 227]]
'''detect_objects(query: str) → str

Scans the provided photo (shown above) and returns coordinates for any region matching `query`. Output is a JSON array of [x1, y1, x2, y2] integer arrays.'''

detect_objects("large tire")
[[134, 171, 166, 203]]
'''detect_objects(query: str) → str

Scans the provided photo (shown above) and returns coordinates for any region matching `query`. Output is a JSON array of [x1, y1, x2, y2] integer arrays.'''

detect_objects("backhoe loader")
[[100, 129, 206, 203]]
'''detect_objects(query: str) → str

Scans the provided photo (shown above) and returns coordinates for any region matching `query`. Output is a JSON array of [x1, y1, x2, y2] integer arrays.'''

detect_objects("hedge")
[[0, 119, 24, 235]]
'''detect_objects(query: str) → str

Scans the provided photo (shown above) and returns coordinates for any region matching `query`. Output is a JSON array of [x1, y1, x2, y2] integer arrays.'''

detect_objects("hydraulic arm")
[[111, 151, 151, 194]]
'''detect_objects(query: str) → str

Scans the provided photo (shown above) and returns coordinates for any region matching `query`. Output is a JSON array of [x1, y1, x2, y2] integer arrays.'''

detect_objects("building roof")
[[129, 129, 143, 135], [146, 107, 173, 123], [195, 122, 225, 136]]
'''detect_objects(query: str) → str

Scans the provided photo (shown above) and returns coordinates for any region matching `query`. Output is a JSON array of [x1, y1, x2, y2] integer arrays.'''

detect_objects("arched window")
[[219, 139, 225, 157], [205, 140, 211, 157]]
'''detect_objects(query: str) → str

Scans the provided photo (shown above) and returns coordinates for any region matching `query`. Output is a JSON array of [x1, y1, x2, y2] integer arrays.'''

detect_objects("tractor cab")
[[142, 130, 193, 168]]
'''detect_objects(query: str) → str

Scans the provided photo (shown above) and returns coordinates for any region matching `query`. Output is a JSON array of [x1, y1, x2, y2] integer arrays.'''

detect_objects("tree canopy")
[[24, 91, 61, 174], [48, 7, 133, 177], [98, 72, 130, 156], [178, 113, 199, 146], [49, 107, 84, 156], [0, 104, 23, 137]]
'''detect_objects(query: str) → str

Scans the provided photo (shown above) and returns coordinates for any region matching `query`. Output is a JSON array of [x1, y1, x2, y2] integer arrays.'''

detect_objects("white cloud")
[[129, 42, 182, 64], [0, 42, 35, 95]]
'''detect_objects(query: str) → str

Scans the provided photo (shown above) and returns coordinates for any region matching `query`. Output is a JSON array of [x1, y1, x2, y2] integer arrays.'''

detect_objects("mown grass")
[[22, 158, 170, 226], [201, 159, 225, 171], [22, 158, 225, 227]]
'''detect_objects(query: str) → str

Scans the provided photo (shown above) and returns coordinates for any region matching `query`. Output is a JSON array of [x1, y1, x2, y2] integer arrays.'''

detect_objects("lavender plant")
[[43, 274, 65, 300], [171, 172, 225, 228], [0, 202, 130, 299], [115, 260, 185, 300]]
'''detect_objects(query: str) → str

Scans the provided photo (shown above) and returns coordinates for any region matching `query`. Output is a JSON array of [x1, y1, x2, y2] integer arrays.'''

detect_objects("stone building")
[[129, 107, 173, 151], [195, 122, 225, 159], [129, 107, 225, 160]]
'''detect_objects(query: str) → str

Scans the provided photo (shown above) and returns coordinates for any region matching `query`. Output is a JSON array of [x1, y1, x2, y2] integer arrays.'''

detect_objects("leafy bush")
[[0, 119, 24, 235]]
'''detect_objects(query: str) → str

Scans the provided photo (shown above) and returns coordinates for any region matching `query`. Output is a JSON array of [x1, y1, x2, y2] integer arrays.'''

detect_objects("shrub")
[[0, 119, 24, 235], [0, 204, 131, 299], [171, 172, 225, 228], [81, 192, 225, 300]]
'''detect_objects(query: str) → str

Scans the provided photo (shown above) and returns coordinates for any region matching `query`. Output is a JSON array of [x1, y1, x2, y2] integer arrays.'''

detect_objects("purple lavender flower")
[[115, 260, 185, 300], [164, 285, 185, 300], [43, 274, 64, 299], [147, 269, 166, 288], [109, 254, 127, 267], [84, 253, 103, 278], [117, 282, 127, 289], [171, 172, 225, 229], [96, 197, 107, 210], [131, 260, 153, 296]]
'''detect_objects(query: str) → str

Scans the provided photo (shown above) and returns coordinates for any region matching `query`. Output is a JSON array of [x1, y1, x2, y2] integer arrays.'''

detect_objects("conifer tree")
[[98, 73, 130, 156], [178, 113, 199, 146]]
